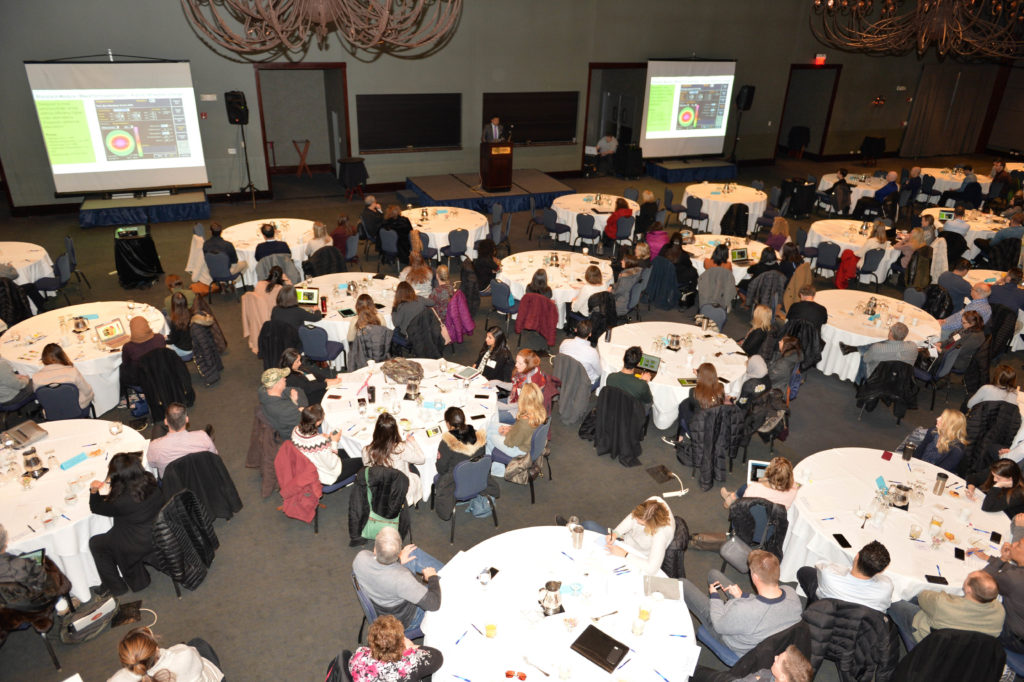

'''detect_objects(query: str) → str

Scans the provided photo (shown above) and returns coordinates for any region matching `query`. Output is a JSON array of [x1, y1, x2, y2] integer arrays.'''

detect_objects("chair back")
[[35, 383, 84, 421], [64, 236, 77, 268], [751, 180, 765, 191], [379, 228, 399, 255], [795, 227, 808, 249], [768, 186, 782, 208], [351, 573, 379, 625], [921, 174, 936, 192], [699, 303, 726, 330], [452, 455, 493, 501], [859, 248, 885, 274], [615, 215, 635, 241], [540, 208, 557, 230], [576, 213, 598, 238], [816, 241, 841, 270], [664, 187, 675, 208], [932, 347, 961, 380], [962, 182, 983, 208], [490, 279, 517, 314], [53, 253, 71, 287], [627, 274, 645, 311], [204, 251, 233, 280], [490, 203, 503, 226], [529, 421, 551, 463], [528, 195, 538, 218], [655, 208, 667, 225], [501, 213, 512, 242], [903, 286, 927, 307], [298, 324, 329, 358], [721, 203, 749, 236], [446, 229, 469, 255], [685, 195, 703, 216], [345, 234, 359, 261], [623, 187, 639, 201]]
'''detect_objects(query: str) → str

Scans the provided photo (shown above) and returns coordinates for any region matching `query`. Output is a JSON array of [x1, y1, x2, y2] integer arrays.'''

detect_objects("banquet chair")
[[440, 228, 469, 269], [35, 383, 95, 421], [685, 196, 710, 232], [351, 574, 422, 643], [313, 471, 358, 535], [914, 348, 961, 411], [0, 560, 73, 671], [32, 253, 74, 306], [485, 279, 518, 335], [344, 233, 359, 265], [0, 392, 37, 429], [664, 188, 686, 225], [755, 206, 780, 231], [720, 203, 749, 237], [698, 303, 726, 331], [697, 626, 740, 667], [515, 293, 558, 350], [902, 286, 926, 309], [162, 451, 243, 522], [856, 361, 919, 425], [377, 229, 400, 274], [801, 599, 900, 681], [150, 490, 219, 599], [204, 252, 242, 303], [573, 214, 600, 251], [489, 202, 503, 228], [63, 235, 90, 289], [494, 420, 552, 504], [539, 209, 571, 249], [623, 187, 639, 202], [611, 216, 635, 259], [893, 629, 1004, 681], [298, 323, 345, 367], [418, 231, 438, 263], [795, 227, 817, 260], [437, 455, 497, 543], [525, 195, 543, 241], [495, 214, 513, 257], [917, 174, 941, 205], [1005, 648, 1024, 680], [856, 248, 887, 292], [719, 497, 787, 573], [812, 241, 841, 277], [258, 320, 301, 370]]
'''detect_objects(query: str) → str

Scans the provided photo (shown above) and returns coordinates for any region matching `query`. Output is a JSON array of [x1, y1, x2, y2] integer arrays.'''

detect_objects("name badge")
[[304, 373, 317, 381], [486, 360, 496, 368]]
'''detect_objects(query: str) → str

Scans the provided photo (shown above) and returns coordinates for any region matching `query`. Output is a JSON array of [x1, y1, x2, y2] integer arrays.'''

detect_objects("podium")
[[480, 142, 513, 192]]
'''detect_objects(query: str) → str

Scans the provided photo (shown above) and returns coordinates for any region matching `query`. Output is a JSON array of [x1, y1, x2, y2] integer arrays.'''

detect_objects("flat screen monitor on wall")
[[356, 93, 462, 152], [639, 60, 736, 158], [24, 61, 209, 195]]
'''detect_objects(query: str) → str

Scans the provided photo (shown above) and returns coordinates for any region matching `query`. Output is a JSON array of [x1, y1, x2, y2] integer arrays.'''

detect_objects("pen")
[[61, 514, 71, 521], [616, 658, 631, 671], [936, 565, 942, 576], [907, 463, 912, 472], [654, 670, 671, 682], [455, 629, 468, 645], [820, 517, 835, 521], [471, 624, 483, 636], [82, 443, 96, 447], [560, 551, 574, 561], [27, 524, 36, 533], [452, 676, 472, 682], [668, 634, 688, 637]]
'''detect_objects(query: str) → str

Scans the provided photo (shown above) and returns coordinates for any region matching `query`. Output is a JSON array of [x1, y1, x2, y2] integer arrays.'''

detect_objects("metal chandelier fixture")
[[181, 0, 463, 55], [811, 0, 1024, 59]]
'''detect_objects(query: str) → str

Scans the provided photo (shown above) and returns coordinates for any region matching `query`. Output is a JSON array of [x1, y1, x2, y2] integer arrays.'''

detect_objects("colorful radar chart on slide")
[[96, 98, 191, 162]]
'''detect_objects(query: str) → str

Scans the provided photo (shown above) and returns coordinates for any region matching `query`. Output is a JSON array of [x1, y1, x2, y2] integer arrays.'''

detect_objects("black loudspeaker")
[[735, 85, 755, 111], [224, 91, 249, 125]]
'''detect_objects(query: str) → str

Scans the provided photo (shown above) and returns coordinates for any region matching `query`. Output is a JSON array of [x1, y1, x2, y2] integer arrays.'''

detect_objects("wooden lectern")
[[480, 142, 513, 192]]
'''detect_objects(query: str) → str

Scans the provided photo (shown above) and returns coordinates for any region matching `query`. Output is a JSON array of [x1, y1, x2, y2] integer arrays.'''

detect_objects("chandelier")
[[181, 0, 463, 55], [811, 0, 1024, 59]]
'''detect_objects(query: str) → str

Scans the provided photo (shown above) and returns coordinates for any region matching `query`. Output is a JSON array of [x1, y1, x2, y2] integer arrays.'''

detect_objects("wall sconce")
[[871, 96, 886, 106]]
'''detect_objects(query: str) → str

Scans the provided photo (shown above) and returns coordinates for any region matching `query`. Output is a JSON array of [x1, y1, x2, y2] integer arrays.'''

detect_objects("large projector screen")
[[24, 61, 208, 195], [639, 60, 736, 158]]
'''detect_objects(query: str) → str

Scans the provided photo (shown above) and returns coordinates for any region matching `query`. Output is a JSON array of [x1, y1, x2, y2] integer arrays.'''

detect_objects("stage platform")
[[79, 190, 210, 228], [645, 158, 737, 184], [405, 168, 573, 214]]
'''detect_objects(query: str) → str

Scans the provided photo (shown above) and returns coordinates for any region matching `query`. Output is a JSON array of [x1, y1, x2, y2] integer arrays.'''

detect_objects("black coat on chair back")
[[138, 348, 195, 422], [802, 598, 900, 682], [593, 386, 646, 467], [676, 403, 744, 491], [892, 628, 1004, 682], [855, 361, 919, 419], [189, 323, 223, 386], [302, 245, 346, 278], [162, 451, 243, 521], [779, 318, 822, 371], [348, 466, 411, 544], [152, 490, 219, 591], [962, 400, 1023, 477], [257, 319, 301, 370]]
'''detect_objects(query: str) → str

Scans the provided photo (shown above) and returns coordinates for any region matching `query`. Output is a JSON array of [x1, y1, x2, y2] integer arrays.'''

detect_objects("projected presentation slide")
[[645, 76, 732, 138], [26, 62, 208, 194]]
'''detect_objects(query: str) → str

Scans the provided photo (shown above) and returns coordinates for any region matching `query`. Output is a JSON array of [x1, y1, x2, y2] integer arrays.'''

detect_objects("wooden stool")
[[292, 139, 312, 178]]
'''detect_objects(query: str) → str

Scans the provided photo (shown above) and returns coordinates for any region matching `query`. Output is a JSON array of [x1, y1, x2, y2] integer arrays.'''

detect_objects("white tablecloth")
[[817, 174, 887, 207], [921, 207, 1010, 259], [422, 526, 700, 681], [306, 272, 398, 357], [221, 218, 314, 286], [920, 168, 992, 196], [683, 183, 767, 235], [780, 447, 1011, 601], [552, 193, 640, 244], [806, 219, 899, 283], [496, 251, 613, 328], [0, 241, 54, 285], [597, 321, 746, 430], [1007, 163, 1024, 174], [0, 302, 168, 415], [2, 419, 149, 602], [320, 358, 497, 501], [685, 235, 774, 285], [815, 290, 939, 383], [403, 207, 488, 260]]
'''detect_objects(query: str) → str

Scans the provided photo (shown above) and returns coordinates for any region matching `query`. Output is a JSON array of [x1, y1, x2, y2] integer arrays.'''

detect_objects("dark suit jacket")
[[787, 300, 828, 330], [482, 123, 505, 142], [203, 235, 239, 265], [255, 240, 292, 262]]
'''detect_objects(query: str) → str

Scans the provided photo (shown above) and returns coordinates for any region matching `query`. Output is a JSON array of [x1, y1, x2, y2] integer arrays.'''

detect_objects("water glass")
[[439, 358, 448, 373], [127, 300, 136, 311], [909, 523, 923, 540], [109, 421, 123, 436]]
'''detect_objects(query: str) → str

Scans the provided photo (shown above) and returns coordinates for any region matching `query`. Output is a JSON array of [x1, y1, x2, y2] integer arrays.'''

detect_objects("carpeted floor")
[[0, 152, 1010, 681]]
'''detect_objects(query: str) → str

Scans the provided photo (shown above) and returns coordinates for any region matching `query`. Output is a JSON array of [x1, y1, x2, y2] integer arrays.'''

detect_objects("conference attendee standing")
[[595, 133, 618, 176], [481, 116, 505, 142]]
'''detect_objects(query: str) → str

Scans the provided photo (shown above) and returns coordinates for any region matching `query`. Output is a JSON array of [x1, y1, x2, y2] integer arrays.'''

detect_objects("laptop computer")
[[295, 286, 320, 306], [96, 318, 129, 347], [730, 247, 752, 265], [1, 420, 47, 448], [747, 459, 770, 485], [570, 625, 628, 673], [18, 548, 45, 565], [636, 354, 661, 376], [937, 208, 955, 222]]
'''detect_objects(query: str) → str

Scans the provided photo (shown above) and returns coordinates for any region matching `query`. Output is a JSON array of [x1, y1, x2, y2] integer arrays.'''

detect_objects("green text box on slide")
[[646, 84, 675, 133], [35, 100, 95, 165]]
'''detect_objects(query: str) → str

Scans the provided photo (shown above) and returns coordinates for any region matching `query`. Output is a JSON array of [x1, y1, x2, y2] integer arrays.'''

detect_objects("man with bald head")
[[352, 527, 444, 630], [851, 170, 899, 218], [973, 513, 1024, 651], [887, 570, 1004, 650], [940, 282, 991, 339]]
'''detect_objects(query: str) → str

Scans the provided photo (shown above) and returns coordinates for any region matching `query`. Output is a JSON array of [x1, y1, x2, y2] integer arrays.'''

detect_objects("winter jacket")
[[594, 385, 646, 467], [676, 403, 745, 491], [962, 400, 1023, 477], [892, 628, 1005, 682], [782, 263, 812, 312], [515, 292, 559, 347], [348, 466, 411, 544], [906, 245, 933, 290], [443, 289, 474, 344], [613, 268, 643, 317], [246, 406, 281, 499], [302, 244, 346, 278], [660, 515, 691, 580], [644, 256, 680, 311], [963, 336, 992, 401], [460, 262, 482, 315], [780, 318, 823, 372], [552, 353, 592, 425], [257, 319, 301, 370], [405, 307, 445, 359], [835, 249, 859, 289], [698, 266, 737, 312], [855, 361, 919, 419], [138, 348, 195, 423], [921, 283, 954, 320], [190, 322, 222, 386], [255, 252, 301, 286], [162, 451, 243, 522], [802, 599, 900, 682], [349, 324, 393, 371], [746, 270, 787, 313], [728, 496, 788, 560], [988, 303, 1018, 359], [151, 490, 219, 592], [274, 440, 322, 523], [0, 278, 32, 327], [587, 291, 618, 343], [432, 431, 500, 521]]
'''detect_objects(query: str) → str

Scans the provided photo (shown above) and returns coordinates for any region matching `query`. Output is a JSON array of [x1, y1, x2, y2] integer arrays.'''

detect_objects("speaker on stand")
[[225, 90, 257, 208], [728, 85, 755, 165]]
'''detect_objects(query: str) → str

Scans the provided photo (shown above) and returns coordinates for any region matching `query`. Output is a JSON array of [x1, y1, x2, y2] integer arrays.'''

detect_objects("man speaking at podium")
[[481, 115, 506, 142]]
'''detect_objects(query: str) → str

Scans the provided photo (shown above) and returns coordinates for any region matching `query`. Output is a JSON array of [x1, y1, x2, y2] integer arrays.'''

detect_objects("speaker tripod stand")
[[238, 124, 257, 209]]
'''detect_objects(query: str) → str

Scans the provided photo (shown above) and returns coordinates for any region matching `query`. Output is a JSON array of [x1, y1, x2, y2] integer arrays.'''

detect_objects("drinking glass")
[[109, 421, 123, 436], [127, 300, 136, 311], [909, 523, 923, 540]]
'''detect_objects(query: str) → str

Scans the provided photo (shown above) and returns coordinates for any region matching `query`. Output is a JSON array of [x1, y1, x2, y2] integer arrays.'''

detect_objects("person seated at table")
[[399, 252, 434, 300], [970, 513, 1024, 652], [606, 345, 653, 407], [910, 408, 968, 474], [146, 402, 217, 476], [797, 540, 893, 612], [0, 523, 69, 610], [764, 216, 791, 251], [989, 267, 1024, 311], [558, 319, 601, 388], [940, 283, 990, 339], [292, 403, 361, 486], [435, 406, 487, 481], [968, 364, 1019, 410], [107, 625, 224, 682], [88, 453, 163, 598], [939, 165, 978, 206], [486, 382, 546, 465], [739, 306, 778, 358], [120, 317, 166, 389], [857, 219, 890, 258], [381, 205, 414, 266], [363, 412, 426, 507], [347, 293, 388, 350], [682, 549, 802, 658], [352, 526, 444, 630], [362, 195, 385, 247], [636, 189, 659, 236], [303, 221, 333, 258], [633, 241, 652, 269], [31, 342, 93, 410], [934, 309, 985, 376], [525, 268, 553, 298], [851, 170, 899, 218], [473, 326, 515, 385], [279, 347, 341, 405], [602, 197, 634, 249], [662, 362, 724, 447], [966, 458, 1024, 518], [721, 455, 798, 512], [1003, 190, 1024, 220], [785, 285, 827, 330], [612, 254, 644, 315], [738, 247, 782, 294], [692, 645, 813, 682], [902, 165, 923, 199], [937, 259, 972, 313], [940, 204, 970, 237], [254, 222, 291, 262], [331, 214, 357, 257], [733, 354, 772, 407], [270, 283, 323, 331], [163, 273, 197, 314], [838, 321, 917, 383], [824, 167, 851, 195], [660, 229, 684, 256], [767, 335, 802, 388], [561, 496, 675, 576], [645, 220, 670, 258], [348, 614, 442, 682], [473, 238, 501, 292], [888, 570, 1003, 652], [664, 243, 699, 294], [391, 281, 427, 341], [778, 243, 804, 282], [258, 367, 307, 441], [704, 243, 733, 271], [428, 264, 454, 322], [919, 213, 938, 244], [491, 348, 547, 424], [203, 222, 248, 276], [570, 265, 609, 317], [166, 291, 214, 359], [891, 228, 927, 279]]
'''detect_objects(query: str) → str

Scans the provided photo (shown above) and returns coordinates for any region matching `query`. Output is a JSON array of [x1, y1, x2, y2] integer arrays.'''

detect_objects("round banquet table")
[[0, 301, 167, 416], [221, 218, 314, 286], [817, 173, 887, 207], [403, 207, 489, 260], [320, 358, 497, 502], [1, 419, 149, 602], [964, 269, 1024, 352], [306, 272, 398, 356], [921, 207, 1010, 259], [496, 250, 613, 328], [682, 182, 767, 236], [815, 290, 939, 383], [920, 167, 992, 196], [685, 234, 774, 285], [779, 447, 1011, 601], [421, 526, 700, 681], [598, 321, 747, 430], [0, 241, 54, 285], [552, 193, 640, 245], [806, 219, 900, 283], [1007, 162, 1024, 174]]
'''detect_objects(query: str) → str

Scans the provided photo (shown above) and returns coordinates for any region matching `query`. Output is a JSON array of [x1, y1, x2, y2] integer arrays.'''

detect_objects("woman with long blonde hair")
[[914, 408, 968, 473], [560, 496, 675, 576], [721, 456, 799, 509], [107, 626, 223, 682], [740, 305, 776, 357], [304, 220, 333, 258], [765, 216, 790, 251], [663, 362, 727, 447], [399, 252, 434, 298], [487, 382, 547, 463]]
